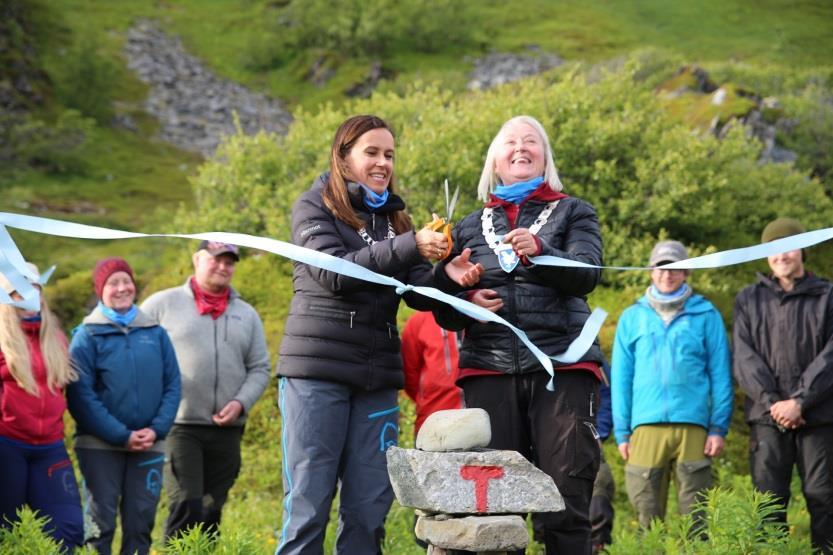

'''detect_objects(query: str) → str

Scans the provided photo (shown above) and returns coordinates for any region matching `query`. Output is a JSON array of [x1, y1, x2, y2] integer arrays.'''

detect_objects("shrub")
[[607, 479, 811, 554], [242, 0, 480, 69], [183, 55, 832, 294], [1, 109, 93, 176], [54, 32, 119, 125], [0, 507, 65, 554]]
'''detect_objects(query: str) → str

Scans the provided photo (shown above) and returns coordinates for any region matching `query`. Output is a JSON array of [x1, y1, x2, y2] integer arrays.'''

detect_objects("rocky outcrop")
[[124, 20, 292, 156], [656, 65, 797, 164], [468, 48, 563, 90]]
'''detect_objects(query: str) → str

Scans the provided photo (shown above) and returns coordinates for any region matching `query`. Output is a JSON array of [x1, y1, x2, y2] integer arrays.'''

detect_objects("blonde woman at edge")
[[0, 263, 83, 551]]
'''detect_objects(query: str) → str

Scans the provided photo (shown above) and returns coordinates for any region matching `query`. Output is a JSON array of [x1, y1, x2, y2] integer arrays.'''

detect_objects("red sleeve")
[[401, 313, 425, 402]]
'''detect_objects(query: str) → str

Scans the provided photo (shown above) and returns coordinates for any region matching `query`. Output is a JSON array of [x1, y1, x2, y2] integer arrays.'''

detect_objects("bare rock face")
[[416, 408, 491, 452], [124, 19, 292, 156], [416, 515, 529, 551], [387, 447, 565, 514], [468, 48, 563, 90]]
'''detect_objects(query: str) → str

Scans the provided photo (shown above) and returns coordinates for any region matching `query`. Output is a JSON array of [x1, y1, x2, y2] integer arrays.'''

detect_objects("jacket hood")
[[636, 291, 713, 315], [82, 304, 158, 330]]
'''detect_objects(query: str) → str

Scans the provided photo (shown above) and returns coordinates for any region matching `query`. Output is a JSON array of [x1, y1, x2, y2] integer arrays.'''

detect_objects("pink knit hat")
[[93, 257, 134, 298]]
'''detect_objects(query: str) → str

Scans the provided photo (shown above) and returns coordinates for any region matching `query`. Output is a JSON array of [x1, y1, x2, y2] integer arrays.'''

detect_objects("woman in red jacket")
[[0, 263, 83, 551]]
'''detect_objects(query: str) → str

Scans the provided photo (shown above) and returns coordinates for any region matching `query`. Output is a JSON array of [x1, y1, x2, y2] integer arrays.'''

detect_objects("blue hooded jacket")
[[612, 292, 732, 445], [68, 306, 181, 447]]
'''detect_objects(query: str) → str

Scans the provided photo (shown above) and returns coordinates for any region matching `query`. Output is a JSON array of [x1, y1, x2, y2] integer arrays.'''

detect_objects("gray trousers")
[[76, 448, 165, 555], [277, 377, 399, 555]]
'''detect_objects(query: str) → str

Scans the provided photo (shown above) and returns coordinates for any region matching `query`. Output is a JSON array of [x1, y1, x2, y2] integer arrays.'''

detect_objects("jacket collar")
[[756, 271, 827, 296], [636, 291, 711, 315], [180, 277, 240, 302], [82, 304, 157, 330], [313, 172, 406, 215]]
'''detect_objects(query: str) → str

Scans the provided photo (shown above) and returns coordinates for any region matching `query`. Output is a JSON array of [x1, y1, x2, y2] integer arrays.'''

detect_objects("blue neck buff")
[[21, 314, 42, 323], [359, 184, 389, 210], [493, 176, 545, 204], [98, 301, 138, 327], [649, 283, 689, 301]]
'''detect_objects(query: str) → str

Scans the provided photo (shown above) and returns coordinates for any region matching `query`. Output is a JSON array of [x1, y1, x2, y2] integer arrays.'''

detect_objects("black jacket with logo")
[[435, 195, 605, 374], [733, 272, 833, 425], [277, 173, 436, 391]]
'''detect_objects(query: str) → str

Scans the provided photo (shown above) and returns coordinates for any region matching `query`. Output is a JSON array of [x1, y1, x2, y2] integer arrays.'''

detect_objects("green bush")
[[183, 56, 832, 293], [1, 109, 93, 176], [54, 32, 119, 125], [242, 0, 480, 69], [0, 507, 66, 554], [608, 479, 811, 554]]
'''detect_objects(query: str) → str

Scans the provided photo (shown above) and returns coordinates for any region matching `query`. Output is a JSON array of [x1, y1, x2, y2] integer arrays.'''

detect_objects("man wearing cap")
[[733, 217, 833, 553], [612, 240, 732, 529], [142, 241, 270, 539]]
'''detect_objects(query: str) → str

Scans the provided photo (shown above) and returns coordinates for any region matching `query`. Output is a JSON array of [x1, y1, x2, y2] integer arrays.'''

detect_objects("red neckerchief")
[[190, 277, 230, 320], [486, 182, 568, 227]]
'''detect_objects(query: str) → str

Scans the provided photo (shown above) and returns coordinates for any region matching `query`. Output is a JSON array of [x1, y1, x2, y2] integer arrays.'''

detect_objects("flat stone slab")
[[416, 408, 491, 452], [387, 447, 565, 514], [416, 515, 528, 551]]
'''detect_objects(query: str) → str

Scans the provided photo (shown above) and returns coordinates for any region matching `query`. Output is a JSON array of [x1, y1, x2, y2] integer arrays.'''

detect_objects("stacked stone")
[[387, 409, 565, 555], [123, 19, 292, 157]]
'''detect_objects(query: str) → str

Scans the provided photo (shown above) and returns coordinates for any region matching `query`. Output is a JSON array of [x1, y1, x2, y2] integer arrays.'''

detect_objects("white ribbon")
[[529, 228, 833, 271], [0, 211, 608, 388]]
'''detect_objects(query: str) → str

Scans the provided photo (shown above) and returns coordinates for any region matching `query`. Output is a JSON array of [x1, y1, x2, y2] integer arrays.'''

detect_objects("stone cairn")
[[387, 409, 564, 555], [123, 19, 292, 157]]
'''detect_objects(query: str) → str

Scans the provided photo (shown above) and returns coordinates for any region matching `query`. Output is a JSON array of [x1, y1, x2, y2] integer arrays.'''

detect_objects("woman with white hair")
[[435, 115, 605, 554], [0, 263, 83, 551]]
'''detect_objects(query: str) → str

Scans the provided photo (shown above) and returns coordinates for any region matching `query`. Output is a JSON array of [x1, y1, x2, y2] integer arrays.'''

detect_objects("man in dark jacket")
[[733, 217, 833, 554]]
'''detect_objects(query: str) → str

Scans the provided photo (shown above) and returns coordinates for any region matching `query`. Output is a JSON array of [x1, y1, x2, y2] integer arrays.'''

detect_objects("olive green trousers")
[[625, 424, 712, 529]]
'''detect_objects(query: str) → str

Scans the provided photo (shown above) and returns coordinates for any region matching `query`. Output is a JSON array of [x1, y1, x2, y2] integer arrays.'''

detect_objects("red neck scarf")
[[190, 277, 230, 320]]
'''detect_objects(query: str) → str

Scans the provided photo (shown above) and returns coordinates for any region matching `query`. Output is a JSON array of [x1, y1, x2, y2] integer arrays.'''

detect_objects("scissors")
[[423, 179, 459, 259]]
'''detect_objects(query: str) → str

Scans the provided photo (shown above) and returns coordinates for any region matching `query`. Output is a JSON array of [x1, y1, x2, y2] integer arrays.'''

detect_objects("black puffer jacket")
[[435, 195, 604, 374], [278, 173, 435, 390], [733, 272, 833, 425]]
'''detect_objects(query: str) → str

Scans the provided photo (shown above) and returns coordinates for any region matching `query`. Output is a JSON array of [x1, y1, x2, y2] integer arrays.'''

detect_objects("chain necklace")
[[357, 218, 396, 246], [481, 200, 560, 272]]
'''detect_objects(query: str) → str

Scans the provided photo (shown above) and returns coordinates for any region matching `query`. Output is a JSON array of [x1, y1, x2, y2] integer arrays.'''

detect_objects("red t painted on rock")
[[460, 465, 505, 513]]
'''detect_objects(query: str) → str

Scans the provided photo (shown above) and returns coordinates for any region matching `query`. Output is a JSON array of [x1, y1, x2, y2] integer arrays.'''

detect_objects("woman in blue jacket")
[[68, 257, 180, 555]]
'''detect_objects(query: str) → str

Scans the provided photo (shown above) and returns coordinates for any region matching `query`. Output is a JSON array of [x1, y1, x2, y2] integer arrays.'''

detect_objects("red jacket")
[[401, 311, 464, 435], [0, 321, 67, 445]]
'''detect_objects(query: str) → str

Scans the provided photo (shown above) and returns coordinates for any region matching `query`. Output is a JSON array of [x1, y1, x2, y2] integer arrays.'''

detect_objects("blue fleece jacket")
[[67, 307, 181, 447], [612, 293, 732, 445]]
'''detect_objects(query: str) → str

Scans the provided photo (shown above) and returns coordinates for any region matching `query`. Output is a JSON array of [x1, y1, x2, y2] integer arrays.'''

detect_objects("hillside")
[[2, 1, 833, 552]]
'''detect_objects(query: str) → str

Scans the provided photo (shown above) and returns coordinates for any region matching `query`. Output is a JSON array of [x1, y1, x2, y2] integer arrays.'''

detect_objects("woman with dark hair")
[[435, 115, 605, 554], [276, 114, 480, 554]]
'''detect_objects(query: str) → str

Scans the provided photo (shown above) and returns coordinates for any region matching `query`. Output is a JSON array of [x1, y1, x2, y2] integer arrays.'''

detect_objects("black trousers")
[[749, 423, 833, 554], [463, 371, 600, 555], [163, 424, 244, 541]]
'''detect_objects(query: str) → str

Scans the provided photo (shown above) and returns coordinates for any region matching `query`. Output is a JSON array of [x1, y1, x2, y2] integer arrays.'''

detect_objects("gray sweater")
[[141, 279, 271, 426]]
